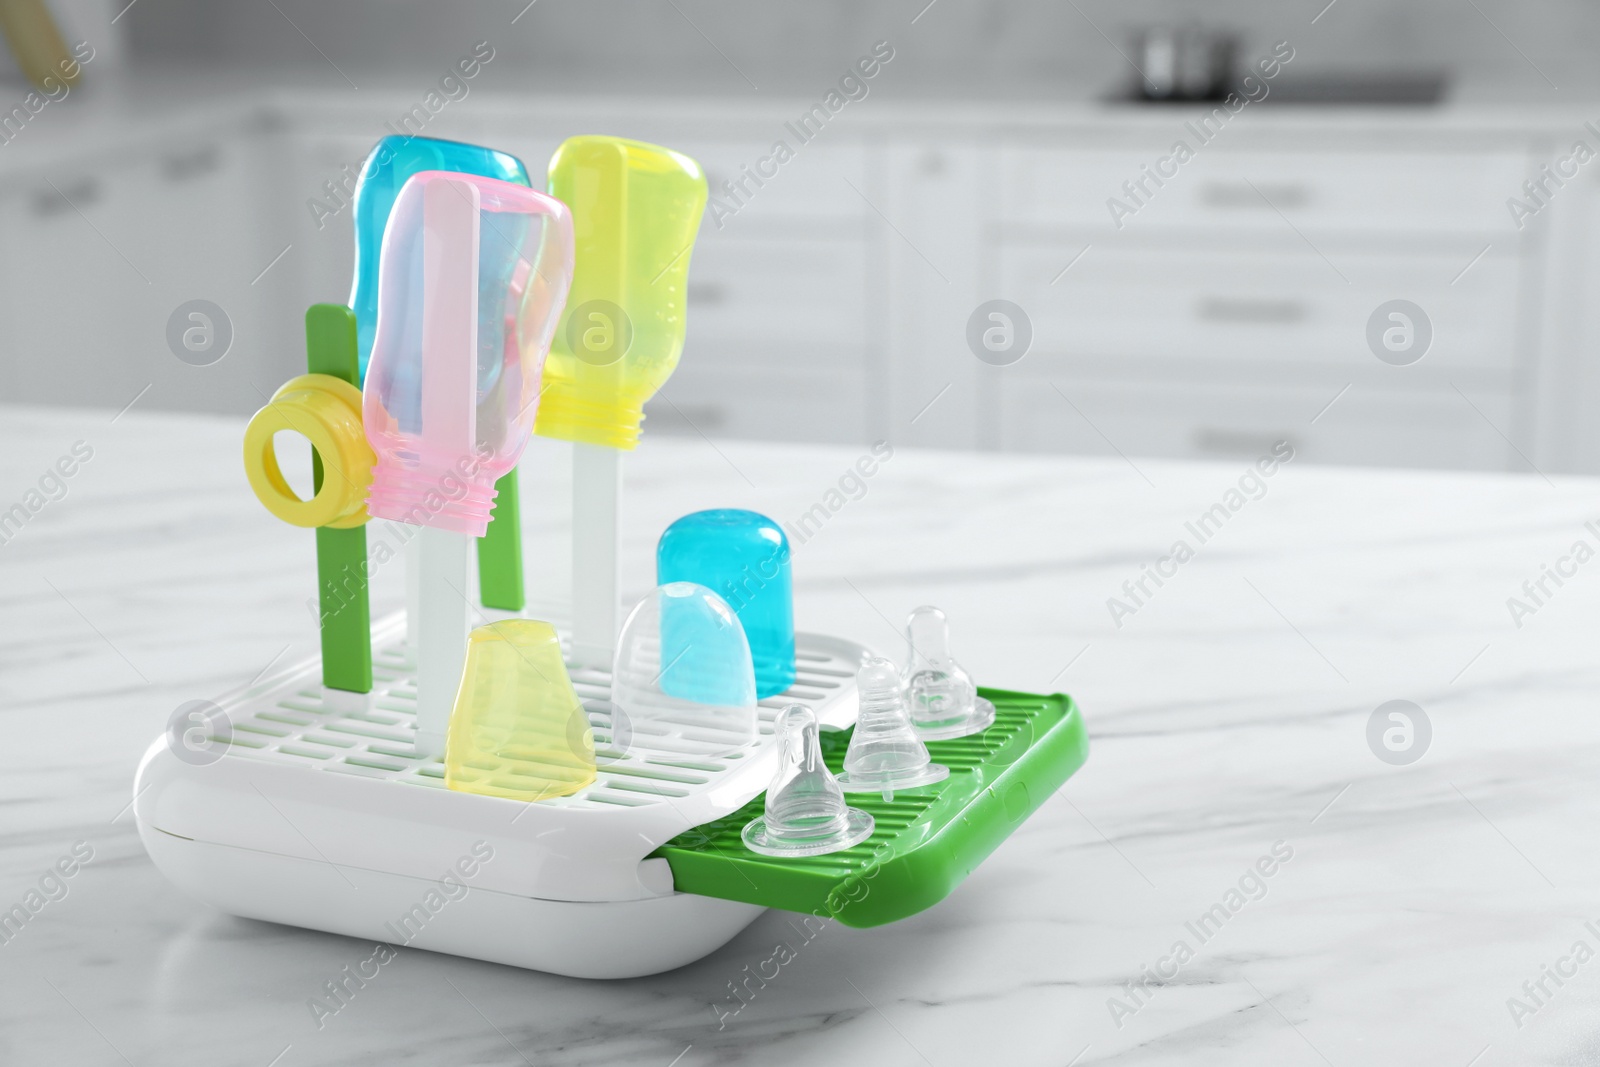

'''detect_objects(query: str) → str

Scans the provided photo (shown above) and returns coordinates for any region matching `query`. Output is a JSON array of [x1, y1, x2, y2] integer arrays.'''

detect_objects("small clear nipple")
[[903, 605, 996, 741], [742, 705, 874, 858], [836, 657, 949, 799]]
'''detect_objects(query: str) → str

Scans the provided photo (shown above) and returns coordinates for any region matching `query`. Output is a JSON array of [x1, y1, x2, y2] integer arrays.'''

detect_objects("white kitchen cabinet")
[[0, 116, 294, 416], [650, 134, 880, 445], [645, 227, 877, 445], [647, 364, 869, 444], [1526, 155, 1599, 473], [0, 93, 1589, 476], [983, 132, 1546, 472], [883, 140, 986, 450], [290, 130, 373, 313], [685, 138, 869, 228], [1, 154, 154, 410], [683, 231, 868, 369], [657, 232, 877, 442], [131, 125, 287, 415]]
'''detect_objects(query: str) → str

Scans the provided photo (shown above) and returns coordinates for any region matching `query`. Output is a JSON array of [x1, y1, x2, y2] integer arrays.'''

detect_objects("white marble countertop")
[[3, 403, 1599, 1065]]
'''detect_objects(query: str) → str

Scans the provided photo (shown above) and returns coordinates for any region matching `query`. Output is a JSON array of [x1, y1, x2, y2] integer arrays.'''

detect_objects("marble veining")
[[3, 404, 1599, 1064]]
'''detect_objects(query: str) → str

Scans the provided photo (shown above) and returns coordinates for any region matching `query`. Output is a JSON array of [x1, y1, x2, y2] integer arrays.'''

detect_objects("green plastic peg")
[[476, 469, 525, 611], [306, 304, 373, 693]]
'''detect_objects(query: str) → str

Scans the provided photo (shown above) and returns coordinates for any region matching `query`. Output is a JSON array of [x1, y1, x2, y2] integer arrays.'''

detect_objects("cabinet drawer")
[[998, 243, 1521, 376], [998, 377, 1518, 471], [686, 234, 868, 361], [648, 366, 868, 444], [1, 169, 151, 407], [683, 139, 868, 225], [1001, 146, 1529, 233]]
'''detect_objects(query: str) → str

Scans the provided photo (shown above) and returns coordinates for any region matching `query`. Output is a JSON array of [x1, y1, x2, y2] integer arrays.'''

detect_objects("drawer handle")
[[1200, 181, 1310, 209], [688, 283, 726, 306], [645, 401, 725, 431], [161, 145, 220, 182], [1196, 297, 1307, 324], [32, 177, 99, 216], [1193, 429, 1296, 457]]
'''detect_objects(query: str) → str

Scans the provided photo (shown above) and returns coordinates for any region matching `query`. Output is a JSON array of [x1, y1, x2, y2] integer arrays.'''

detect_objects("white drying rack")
[[133, 610, 874, 979]]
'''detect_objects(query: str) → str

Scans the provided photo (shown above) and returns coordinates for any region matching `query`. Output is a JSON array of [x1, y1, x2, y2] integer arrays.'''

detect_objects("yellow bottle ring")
[[243, 374, 372, 529]]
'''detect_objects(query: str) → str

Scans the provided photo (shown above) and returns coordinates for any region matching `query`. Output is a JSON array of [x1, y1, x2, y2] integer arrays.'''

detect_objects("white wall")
[[115, 0, 1600, 99]]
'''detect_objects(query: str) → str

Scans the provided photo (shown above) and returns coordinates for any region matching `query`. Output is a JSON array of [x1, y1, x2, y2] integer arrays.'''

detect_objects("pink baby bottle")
[[363, 171, 574, 537], [361, 170, 573, 755]]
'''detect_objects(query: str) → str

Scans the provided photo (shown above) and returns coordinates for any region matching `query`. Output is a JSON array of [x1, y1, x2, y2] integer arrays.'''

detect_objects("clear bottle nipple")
[[742, 705, 874, 858], [836, 657, 949, 799], [903, 605, 996, 741]]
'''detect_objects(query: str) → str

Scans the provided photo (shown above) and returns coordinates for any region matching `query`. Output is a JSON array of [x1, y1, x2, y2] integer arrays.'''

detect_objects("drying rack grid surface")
[[202, 615, 868, 810]]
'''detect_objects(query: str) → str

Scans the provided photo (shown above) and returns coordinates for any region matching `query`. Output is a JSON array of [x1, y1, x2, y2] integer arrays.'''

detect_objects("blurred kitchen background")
[[2, 0, 1597, 471]]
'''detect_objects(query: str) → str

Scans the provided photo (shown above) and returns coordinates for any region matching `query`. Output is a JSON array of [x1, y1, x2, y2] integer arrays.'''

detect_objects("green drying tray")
[[653, 687, 1087, 928]]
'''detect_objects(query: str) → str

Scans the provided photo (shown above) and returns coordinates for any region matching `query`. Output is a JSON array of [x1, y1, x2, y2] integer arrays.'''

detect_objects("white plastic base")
[[137, 823, 765, 979], [134, 611, 874, 978]]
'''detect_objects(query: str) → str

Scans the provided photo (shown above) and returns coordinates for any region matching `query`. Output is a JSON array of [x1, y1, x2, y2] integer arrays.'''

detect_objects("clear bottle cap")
[[904, 605, 996, 741], [611, 582, 758, 758], [742, 705, 874, 858], [837, 657, 949, 798]]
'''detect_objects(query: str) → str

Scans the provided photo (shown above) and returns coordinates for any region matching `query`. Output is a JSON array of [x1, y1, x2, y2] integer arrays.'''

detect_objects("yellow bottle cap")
[[533, 136, 708, 450], [445, 620, 597, 802], [242, 374, 372, 529]]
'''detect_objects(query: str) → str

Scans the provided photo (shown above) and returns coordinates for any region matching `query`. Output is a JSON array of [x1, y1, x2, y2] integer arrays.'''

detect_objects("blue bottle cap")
[[657, 508, 796, 699]]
